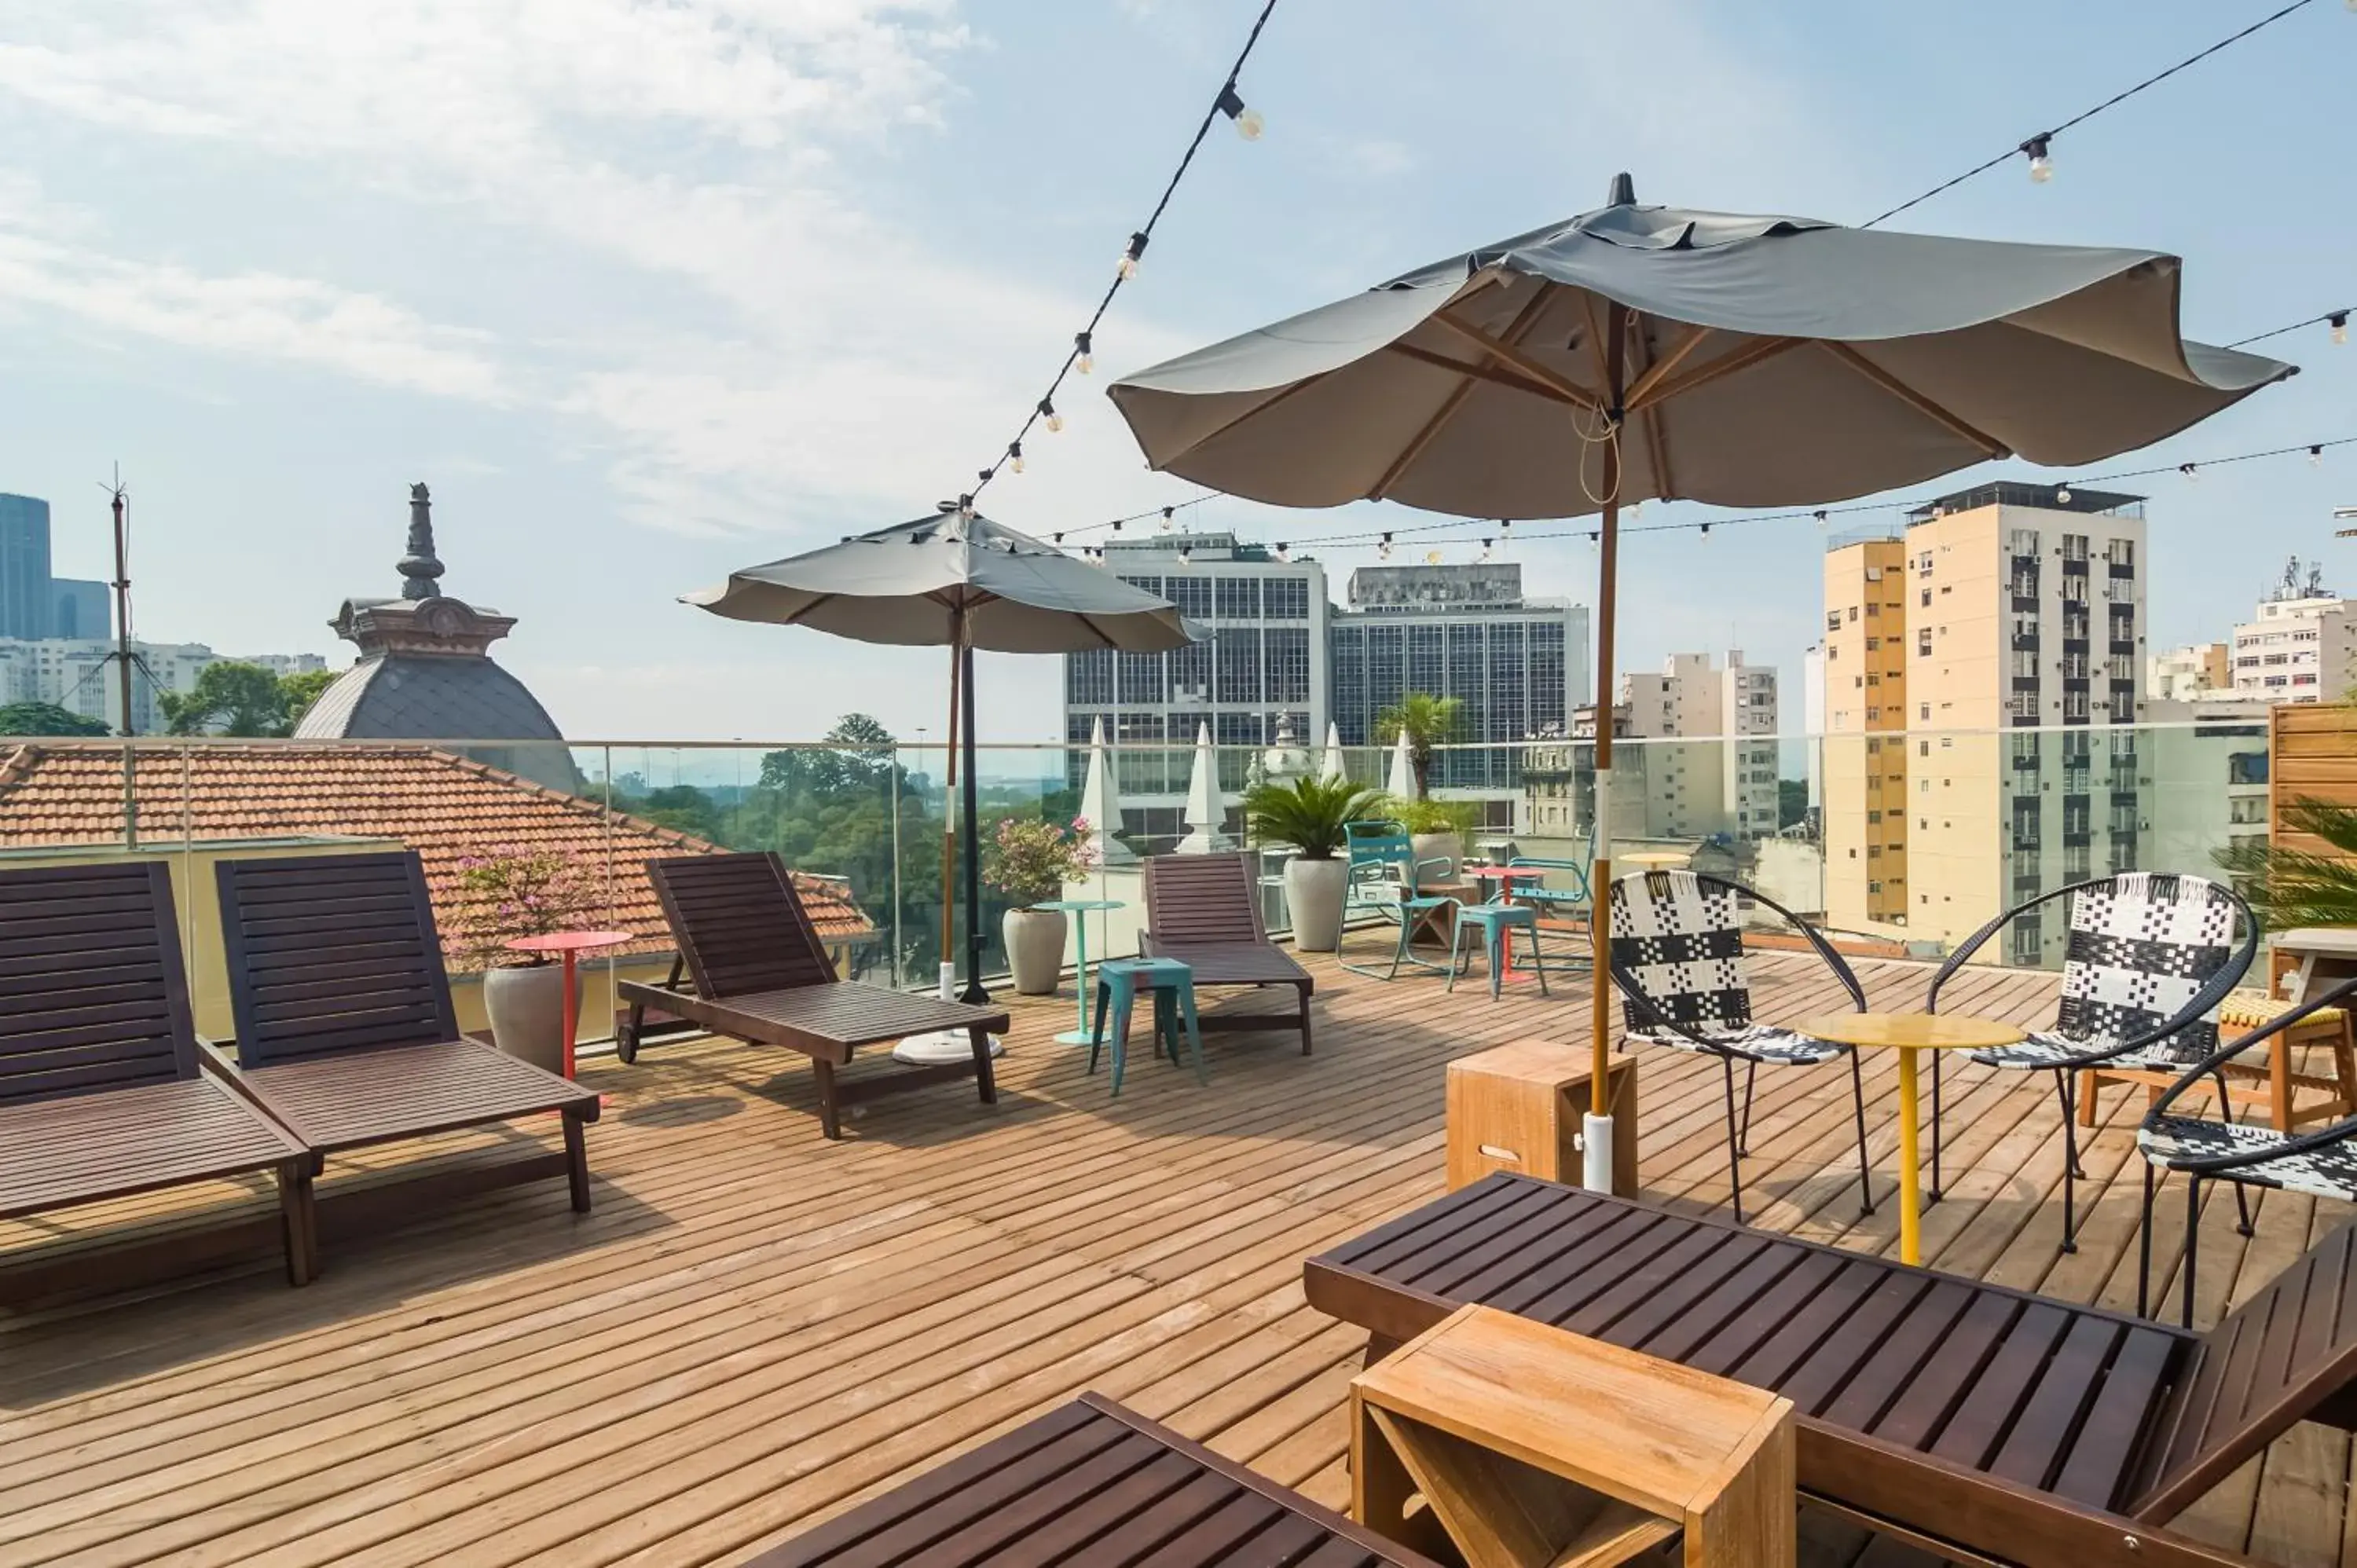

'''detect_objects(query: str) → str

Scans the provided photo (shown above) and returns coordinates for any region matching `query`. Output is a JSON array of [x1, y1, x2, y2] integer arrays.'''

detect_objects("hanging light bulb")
[[1178, 544, 1193, 566], [1699, 522, 1713, 544], [1160, 506, 1175, 532], [1075, 330, 1094, 375], [1117, 232, 1148, 281], [957, 493, 976, 518], [2055, 485, 2073, 504], [2312, 445, 2326, 467], [2333, 312, 2350, 347], [1052, 530, 1064, 544], [1378, 531, 1394, 561], [2022, 134, 2054, 184], [1110, 518, 1124, 533], [1588, 530, 1600, 550], [1215, 82, 1263, 141], [1007, 441, 1024, 475], [1627, 500, 1642, 519], [1039, 398, 1062, 434], [2180, 462, 2199, 482], [1813, 509, 1827, 529], [1479, 537, 1494, 562], [1275, 542, 1292, 562], [1499, 518, 1513, 537]]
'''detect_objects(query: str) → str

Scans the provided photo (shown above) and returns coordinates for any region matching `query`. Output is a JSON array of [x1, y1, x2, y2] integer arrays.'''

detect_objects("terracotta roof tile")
[[0, 744, 874, 969]]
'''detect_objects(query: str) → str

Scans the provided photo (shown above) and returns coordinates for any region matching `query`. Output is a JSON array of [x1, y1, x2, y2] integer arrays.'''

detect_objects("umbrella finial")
[[1606, 172, 1636, 207]]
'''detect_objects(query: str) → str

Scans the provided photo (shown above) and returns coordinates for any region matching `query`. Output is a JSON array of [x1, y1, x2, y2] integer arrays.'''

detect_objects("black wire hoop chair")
[[1607, 869, 1875, 1225]]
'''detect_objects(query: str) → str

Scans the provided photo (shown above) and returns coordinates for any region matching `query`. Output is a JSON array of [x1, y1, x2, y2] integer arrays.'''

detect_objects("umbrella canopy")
[[1109, 181, 2293, 518], [1177, 722, 1226, 855], [1106, 174, 2296, 1196], [1384, 730, 1415, 800], [1077, 716, 1133, 865], [685, 504, 1195, 1004], [688, 505, 1193, 653], [1318, 721, 1347, 784]]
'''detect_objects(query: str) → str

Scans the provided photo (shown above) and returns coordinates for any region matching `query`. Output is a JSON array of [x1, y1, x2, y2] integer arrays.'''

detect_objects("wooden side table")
[[2078, 989, 2357, 1134], [1352, 1304, 1795, 1567], [1446, 1039, 1637, 1194]]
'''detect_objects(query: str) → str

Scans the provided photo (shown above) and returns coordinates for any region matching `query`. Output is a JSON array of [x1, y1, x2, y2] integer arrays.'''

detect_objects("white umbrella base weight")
[[1582, 1113, 1618, 1194], [892, 1029, 1006, 1066]]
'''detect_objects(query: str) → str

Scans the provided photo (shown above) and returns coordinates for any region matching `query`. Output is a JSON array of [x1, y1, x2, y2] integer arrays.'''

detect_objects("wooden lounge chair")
[[0, 861, 317, 1287], [616, 852, 1006, 1140], [746, 1392, 1443, 1566], [1139, 852, 1314, 1055], [1307, 1172, 2357, 1568], [214, 852, 600, 1229]]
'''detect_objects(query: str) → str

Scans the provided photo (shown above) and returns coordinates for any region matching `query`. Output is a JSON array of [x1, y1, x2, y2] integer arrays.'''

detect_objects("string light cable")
[[954, 0, 1280, 518], [1861, 0, 2329, 229]]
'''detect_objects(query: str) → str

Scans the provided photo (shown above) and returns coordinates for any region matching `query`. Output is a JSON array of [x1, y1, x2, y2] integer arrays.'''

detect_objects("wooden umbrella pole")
[[1588, 301, 1629, 1178]]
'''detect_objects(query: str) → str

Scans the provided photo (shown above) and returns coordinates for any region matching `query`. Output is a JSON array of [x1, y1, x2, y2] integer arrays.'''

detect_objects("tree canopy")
[[0, 701, 112, 737], [157, 661, 342, 737]]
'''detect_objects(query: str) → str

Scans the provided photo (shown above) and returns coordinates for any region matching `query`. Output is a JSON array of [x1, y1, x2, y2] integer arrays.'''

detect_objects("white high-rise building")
[[1618, 651, 1780, 841], [2229, 559, 2355, 705], [1061, 532, 1328, 848]]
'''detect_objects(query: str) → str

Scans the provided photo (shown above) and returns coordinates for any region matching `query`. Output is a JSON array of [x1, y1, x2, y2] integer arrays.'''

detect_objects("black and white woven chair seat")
[[1625, 1020, 1846, 1066], [1972, 1028, 2208, 1072], [1968, 873, 2234, 1072], [2139, 1116, 2357, 1203]]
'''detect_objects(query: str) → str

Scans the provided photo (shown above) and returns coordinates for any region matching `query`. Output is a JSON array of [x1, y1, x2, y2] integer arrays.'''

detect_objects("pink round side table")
[[505, 930, 635, 1079]]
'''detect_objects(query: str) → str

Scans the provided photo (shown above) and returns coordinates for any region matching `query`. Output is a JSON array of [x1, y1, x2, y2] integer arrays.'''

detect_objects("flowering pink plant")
[[447, 848, 599, 965], [982, 815, 1099, 907]]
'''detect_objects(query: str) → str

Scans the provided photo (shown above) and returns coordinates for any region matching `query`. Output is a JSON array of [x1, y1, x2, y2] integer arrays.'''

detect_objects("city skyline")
[[2, 2, 2351, 743]]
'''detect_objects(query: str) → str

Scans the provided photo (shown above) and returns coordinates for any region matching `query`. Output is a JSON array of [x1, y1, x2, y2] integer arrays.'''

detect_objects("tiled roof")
[[0, 743, 874, 969]]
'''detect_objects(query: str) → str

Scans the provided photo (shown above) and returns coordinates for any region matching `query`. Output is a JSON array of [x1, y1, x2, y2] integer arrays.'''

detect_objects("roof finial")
[[399, 482, 445, 600], [1606, 171, 1636, 207]]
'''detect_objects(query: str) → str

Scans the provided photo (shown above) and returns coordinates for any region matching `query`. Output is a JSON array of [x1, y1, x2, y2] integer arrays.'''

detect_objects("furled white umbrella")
[[1384, 728, 1416, 801], [1077, 716, 1132, 865], [1176, 721, 1226, 855], [1318, 720, 1347, 784], [1109, 174, 2294, 1196], [686, 504, 1195, 1009]]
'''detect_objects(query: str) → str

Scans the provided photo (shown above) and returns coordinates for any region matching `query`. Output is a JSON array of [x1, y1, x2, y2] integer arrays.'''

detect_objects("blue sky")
[[1, 0, 2349, 747]]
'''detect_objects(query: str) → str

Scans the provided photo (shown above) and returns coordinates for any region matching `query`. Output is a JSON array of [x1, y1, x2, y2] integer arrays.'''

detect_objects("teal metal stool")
[[1089, 957, 1208, 1095], [1446, 901, 1548, 1000]]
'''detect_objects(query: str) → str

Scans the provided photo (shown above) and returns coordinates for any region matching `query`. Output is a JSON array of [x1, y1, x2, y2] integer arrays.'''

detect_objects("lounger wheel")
[[615, 1023, 638, 1064]]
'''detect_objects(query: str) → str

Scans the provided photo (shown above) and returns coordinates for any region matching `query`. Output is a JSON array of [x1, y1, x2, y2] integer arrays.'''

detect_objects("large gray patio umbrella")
[[685, 504, 1195, 1006], [1108, 174, 2296, 1192]]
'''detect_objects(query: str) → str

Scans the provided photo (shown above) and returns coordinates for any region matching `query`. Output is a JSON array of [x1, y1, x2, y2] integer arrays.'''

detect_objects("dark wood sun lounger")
[[1140, 852, 1314, 1054], [1307, 1172, 2357, 1567], [0, 861, 317, 1287], [214, 852, 600, 1229], [747, 1391, 1442, 1566], [617, 852, 1007, 1140]]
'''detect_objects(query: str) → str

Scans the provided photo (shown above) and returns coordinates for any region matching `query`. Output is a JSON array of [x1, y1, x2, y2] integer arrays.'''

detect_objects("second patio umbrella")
[[685, 504, 1196, 1004], [1109, 174, 2295, 1191]]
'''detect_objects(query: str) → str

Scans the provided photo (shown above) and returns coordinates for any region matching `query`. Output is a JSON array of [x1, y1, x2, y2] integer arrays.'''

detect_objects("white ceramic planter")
[[1003, 907, 1070, 995], [1284, 856, 1349, 951], [484, 962, 573, 1075]]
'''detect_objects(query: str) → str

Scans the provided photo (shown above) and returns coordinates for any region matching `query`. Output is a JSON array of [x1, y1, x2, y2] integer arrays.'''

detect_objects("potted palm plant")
[[2215, 797, 2357, 930], [985, 815, 1098, 994], [449, 848, 597, 1074], [1246, 775, 1385, 951], [1388, 794, 1479, 882]]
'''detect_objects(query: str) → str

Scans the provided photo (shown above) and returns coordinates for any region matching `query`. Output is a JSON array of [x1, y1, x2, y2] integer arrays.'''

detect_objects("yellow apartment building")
[[1821, 537, 1910, 926]]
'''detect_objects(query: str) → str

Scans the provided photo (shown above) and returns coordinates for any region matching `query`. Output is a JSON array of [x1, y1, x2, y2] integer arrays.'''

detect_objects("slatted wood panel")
[[1143, 853, 1270, 946], [2270, 706, 2357, 860], [652, 854, 838, 1001], [215, 852, 460, 1067], [1309, 1175, 2198, 1515], [750, 1394, 1439, 1567], [0, 950, 2348, 1566], [0, 861, 196, 1104]]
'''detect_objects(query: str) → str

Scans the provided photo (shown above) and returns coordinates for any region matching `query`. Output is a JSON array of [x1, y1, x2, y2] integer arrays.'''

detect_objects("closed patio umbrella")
[[1384, 728, 1416, 801], [1109, 174, 2294, 1192], [686, 504, 1196, 1004], [1318, 721, 1347, 784]]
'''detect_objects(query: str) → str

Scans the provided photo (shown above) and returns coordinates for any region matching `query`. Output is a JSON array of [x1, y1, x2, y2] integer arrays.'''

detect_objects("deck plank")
[[0, 947, 2343, 1566]]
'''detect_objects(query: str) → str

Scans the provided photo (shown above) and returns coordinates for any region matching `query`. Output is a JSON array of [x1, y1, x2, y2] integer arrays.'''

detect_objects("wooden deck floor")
[[0, 947, 2350, 1566]]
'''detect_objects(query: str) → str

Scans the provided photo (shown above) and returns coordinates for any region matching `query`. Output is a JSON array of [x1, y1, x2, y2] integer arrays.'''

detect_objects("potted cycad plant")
[[985, 815, 1098, 994], [2214, 797, 2357, 931], [1388, 794, 1480, 882], [450, 848, 598, 1074], [1246, 775, 1385, 951]]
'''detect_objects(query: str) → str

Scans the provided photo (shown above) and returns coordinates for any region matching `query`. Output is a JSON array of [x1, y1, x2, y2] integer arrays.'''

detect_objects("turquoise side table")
[[1035, 898, 1126, 1046], [1088, 956, 1207, 1095], [1447, 901, 1549, 1001]]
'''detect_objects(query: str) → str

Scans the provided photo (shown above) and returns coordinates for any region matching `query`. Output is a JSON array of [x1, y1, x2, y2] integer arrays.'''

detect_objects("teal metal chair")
[[1507, 848, 1593, 969], [1447, 900, 1549, 999], [1088, 956, 1207, 1095], [1340, 820, 1457, 980]]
